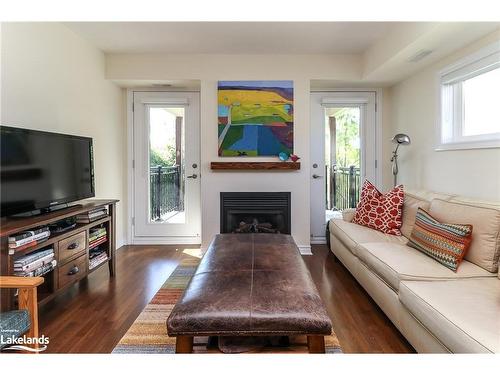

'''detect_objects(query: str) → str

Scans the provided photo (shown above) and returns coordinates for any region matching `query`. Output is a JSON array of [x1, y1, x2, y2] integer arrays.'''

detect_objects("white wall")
[[386, 30, 500, 200], [381, 87, 394, 189], [107, 53, 362, 250], [1, 23, 127, 246], [3, 23, 498, 251]]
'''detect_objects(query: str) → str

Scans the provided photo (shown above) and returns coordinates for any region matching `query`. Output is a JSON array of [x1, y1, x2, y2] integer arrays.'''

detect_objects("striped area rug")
[[112, 255, 342, 354]]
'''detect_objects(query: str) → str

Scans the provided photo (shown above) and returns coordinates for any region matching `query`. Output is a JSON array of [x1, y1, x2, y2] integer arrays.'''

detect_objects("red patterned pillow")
[[352, 180, 404, 235]]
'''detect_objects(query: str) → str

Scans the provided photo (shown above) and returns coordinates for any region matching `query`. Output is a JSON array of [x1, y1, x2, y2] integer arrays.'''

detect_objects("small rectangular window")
[[438, 42, 500, 150]]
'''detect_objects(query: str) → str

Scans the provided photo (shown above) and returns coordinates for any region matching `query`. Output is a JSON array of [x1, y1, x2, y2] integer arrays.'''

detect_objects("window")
[[439, 42, 500, 150]]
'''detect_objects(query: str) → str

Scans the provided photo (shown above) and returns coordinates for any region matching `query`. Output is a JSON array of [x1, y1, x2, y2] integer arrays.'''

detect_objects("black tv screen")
[[1, 126, 95, 216]]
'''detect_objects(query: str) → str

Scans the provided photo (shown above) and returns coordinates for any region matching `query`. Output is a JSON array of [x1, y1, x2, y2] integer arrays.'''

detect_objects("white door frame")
[[126, 89, 202, 245], [311, 88, 383, 187], [309, 89, 383, 244]]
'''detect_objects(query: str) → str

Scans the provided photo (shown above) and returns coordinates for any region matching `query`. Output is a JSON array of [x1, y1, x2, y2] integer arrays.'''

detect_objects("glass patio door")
[[310, 91, 377, 243], [132, 92, 200, 244]]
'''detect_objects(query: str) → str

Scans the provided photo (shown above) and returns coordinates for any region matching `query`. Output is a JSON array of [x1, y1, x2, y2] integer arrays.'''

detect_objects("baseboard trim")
[[131, 236, 201, 245], [310, 237, 326, 244], [298, 245, 312, 255], [129, 238, 312, 253]]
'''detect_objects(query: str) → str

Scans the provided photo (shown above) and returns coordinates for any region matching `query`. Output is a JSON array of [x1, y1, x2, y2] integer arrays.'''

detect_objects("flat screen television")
[[1, 126, 95, 217]]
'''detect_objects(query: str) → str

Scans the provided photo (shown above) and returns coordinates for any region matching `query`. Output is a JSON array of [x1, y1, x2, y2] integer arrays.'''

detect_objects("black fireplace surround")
[[220, 192, 291, 234]]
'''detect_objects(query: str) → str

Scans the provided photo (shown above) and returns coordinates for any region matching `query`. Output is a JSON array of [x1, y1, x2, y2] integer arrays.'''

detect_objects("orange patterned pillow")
[[352, 180, 404, 235], [407, 208, 473, 272]]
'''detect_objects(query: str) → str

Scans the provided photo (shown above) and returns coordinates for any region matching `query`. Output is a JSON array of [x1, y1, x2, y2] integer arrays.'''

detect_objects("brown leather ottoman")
[[167, 233, 332, 353]]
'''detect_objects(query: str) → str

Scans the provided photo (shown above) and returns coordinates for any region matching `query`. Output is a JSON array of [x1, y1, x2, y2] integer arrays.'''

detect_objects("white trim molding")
[[131, 236, 201, 245], [435, 138, 500, 151], [321, 97, 369, 105], [140, 97, 189, 105], [126, 89, 134, 246], [298, 245, 313, 255], [310, 236, 327, 245]]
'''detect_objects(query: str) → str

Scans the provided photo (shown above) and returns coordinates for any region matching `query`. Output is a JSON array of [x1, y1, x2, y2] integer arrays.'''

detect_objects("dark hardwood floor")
[[304, 245, 414, 353], [38, 244, 414, 353]]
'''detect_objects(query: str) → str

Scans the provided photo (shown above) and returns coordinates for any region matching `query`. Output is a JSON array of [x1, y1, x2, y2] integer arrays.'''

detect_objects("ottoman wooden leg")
[[175, 336, 194, 353], [307, 335, 325, 353]]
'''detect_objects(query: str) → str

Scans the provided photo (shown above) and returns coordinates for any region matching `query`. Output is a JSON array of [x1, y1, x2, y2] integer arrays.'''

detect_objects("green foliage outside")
[[150, 144, 176, 168], [335, 108, 360, 168]]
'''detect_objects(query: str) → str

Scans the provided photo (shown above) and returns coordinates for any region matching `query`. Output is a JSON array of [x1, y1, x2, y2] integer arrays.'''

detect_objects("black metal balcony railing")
[[328, 165, 361, 211], [150, 165, 184, 221]]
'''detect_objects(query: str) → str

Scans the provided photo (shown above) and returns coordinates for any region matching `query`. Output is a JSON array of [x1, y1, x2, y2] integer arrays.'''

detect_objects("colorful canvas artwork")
[[218, 80, 294, 156]]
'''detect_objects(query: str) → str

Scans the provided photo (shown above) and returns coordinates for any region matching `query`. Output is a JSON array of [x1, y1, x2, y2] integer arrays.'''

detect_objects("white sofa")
[[328, 190, 500, 353]]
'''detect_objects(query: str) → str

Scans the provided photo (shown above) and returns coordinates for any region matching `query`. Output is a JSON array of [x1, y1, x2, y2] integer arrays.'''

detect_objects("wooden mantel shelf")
[[210, 162, 301, 171]]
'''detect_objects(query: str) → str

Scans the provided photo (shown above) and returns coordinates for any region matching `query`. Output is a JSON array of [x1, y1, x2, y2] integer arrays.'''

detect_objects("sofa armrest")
[[342, 208, 356, 222], [0, 276, 44, 289]]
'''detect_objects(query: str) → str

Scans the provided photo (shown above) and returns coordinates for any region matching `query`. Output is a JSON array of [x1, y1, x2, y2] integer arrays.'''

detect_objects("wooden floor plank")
[[38, 243, 414, 353]]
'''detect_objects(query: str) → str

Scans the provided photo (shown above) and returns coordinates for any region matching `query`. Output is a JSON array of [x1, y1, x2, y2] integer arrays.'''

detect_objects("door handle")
[[186, 174, 198, 179], [312, 174, 323, 179]]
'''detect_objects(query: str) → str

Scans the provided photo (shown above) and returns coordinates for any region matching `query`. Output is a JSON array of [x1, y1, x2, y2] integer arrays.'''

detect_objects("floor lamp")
[[391, 133, 411, 186]]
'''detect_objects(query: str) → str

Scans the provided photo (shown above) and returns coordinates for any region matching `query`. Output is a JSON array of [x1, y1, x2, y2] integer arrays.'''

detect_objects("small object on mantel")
[[278, 152, 289, 161], [290, 154, 300, 162], [210, 162, 300, 170]]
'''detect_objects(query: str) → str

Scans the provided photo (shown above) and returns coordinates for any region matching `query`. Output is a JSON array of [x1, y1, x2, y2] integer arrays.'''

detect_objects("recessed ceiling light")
[[408, 49, 433, 63]]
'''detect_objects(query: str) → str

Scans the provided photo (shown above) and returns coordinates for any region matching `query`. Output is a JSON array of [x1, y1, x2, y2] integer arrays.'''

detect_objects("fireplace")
[[220, 192, 291, 234]]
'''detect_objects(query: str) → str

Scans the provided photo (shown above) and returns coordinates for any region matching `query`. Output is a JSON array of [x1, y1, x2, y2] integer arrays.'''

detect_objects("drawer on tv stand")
[[58, 253, 87, 289], [58, 231, 87, 264]]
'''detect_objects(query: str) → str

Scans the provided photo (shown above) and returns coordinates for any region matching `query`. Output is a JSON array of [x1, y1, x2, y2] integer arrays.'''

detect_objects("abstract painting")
[[218, 80, 293, 156]]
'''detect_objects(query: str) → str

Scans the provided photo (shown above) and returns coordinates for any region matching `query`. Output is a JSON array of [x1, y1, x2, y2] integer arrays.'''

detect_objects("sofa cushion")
[[429, 199, 500, 273], [399, 278, 500, 353], [341, 208, 356, 222], [401, 193, 431, 239], [405, 189, 455, 203], [329, 219, 407, 256], [356, 242, 495, 291], [407, 208, 473, 272], [449, 195, 500, 209], [0, 310, 30, 349]]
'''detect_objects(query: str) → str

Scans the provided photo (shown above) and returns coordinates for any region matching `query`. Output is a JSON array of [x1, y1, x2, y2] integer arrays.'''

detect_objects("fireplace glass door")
[[220, 192, 291, 234]]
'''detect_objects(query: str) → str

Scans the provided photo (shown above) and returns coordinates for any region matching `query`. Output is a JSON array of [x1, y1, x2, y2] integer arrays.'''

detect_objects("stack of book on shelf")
[[89, 227, 107, 248], [89, 248, 108, 270], [89, 227, 108, 270], [14, 248, 57, 277], [8, 227, 51, 254], [76, 207, 108, 223]]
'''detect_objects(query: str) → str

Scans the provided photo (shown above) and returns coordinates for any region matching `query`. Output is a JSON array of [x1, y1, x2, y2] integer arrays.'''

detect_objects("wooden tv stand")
[[0, 199, 118, 312]]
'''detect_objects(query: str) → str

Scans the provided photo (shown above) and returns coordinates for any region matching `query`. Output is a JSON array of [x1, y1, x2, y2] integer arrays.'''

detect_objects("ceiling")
[[65, 22, 396, 54], [65, 22, 498, 87]]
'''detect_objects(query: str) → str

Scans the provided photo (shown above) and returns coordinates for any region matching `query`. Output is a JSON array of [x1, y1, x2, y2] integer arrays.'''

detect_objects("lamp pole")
[[391, 144, 400, 186], [390, 133, 410, 187]]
